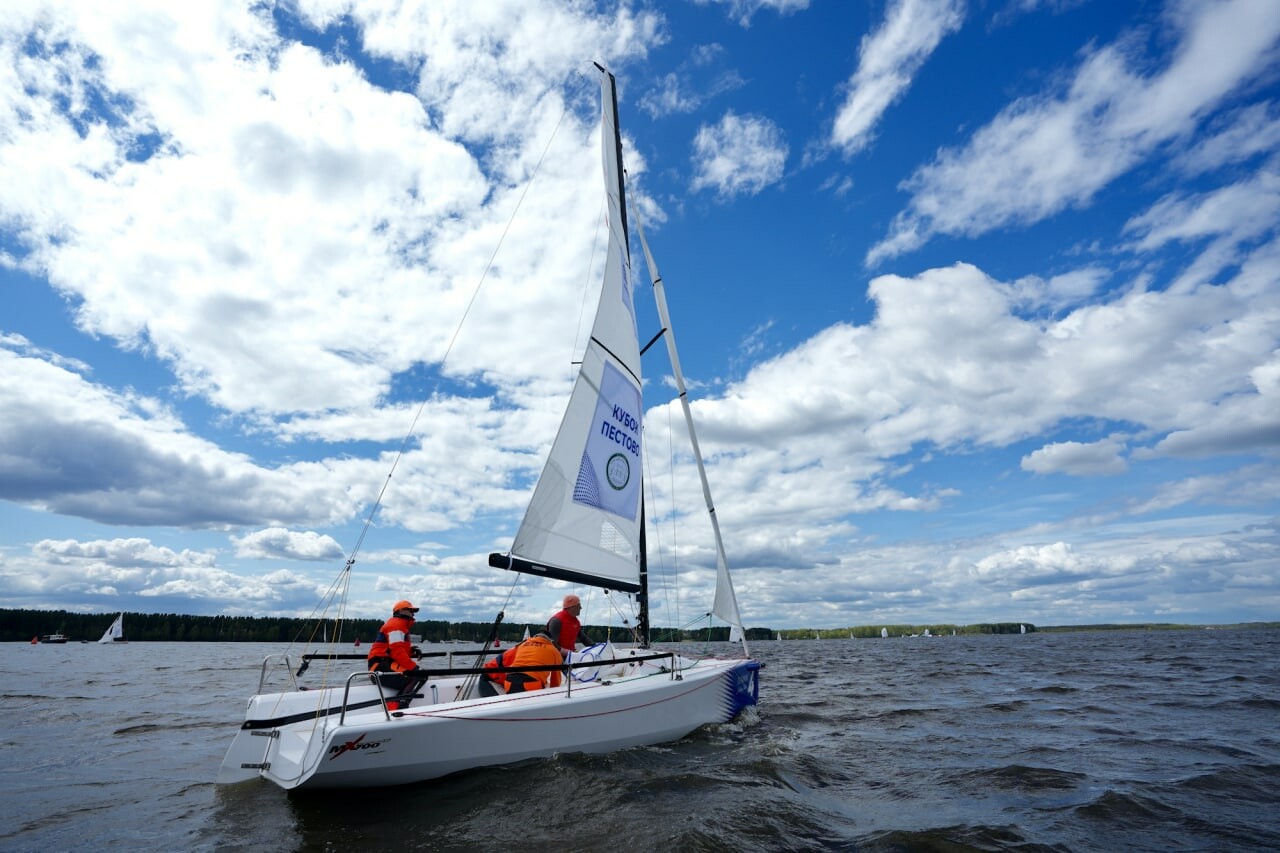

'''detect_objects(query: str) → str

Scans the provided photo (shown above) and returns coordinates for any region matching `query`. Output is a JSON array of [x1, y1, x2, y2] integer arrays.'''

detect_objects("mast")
[[632, 206, 749, 657], [637, 494, 650, 646]]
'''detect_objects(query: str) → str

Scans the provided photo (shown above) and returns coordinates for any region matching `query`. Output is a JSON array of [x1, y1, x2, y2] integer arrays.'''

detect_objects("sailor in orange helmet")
[[547, 594, 594, 653], [367, 599, 427, 709], [503, 630, 564, 693]]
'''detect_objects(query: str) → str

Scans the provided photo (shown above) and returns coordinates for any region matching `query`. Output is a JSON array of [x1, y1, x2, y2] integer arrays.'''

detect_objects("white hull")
[[219, 650, 759, 790]]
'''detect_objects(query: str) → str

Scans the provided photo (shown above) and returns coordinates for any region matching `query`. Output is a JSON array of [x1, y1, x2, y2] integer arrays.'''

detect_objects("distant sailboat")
[[1020, 623, 1026, 634], [776, 632, 782, 642], [99, 613, 127, 643], [880, 627, 888, 639]]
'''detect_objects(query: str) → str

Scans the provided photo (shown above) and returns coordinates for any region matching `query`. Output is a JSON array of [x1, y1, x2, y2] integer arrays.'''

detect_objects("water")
[[1, 629, 1277, 851]]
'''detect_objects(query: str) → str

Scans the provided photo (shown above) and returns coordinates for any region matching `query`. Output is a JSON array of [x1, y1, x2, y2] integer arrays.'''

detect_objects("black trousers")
[[373, 669, 428, 701]]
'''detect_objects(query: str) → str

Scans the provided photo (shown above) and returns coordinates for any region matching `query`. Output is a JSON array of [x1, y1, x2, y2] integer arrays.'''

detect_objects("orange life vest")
[[505, 635, 564, 692], [367, 615, 418, 673], [482, 645, 518, 689]]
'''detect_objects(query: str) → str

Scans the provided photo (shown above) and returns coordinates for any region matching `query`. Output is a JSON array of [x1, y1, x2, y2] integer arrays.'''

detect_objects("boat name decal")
[[328, 733, 385, 760]]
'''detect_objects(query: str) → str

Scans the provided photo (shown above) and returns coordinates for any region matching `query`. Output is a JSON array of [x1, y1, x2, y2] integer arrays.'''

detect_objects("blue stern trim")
[[720, 660, 761, 721]]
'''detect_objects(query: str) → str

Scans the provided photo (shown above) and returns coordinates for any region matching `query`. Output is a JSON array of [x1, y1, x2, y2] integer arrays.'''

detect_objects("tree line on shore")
[[10, 608, 1266, 644], [5, 608, 1039, 643]]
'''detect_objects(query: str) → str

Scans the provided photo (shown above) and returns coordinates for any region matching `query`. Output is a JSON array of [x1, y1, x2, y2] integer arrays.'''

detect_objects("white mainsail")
[[99, 613, 125, 643], [493, 68, 643, 594]]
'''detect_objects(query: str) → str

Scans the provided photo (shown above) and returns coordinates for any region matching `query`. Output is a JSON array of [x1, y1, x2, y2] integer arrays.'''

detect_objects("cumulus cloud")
[[1022, 439, 1129, 476], [34, 537, 216, 568], [648, 244, 1278, 578], [0, 344, 376, 528], [2, 1, 1278, 627], [693, 0, 810, 28], [232, 527, 346, 561], [867, 0, 1280, 263], [690, 111, 788, 197], [831, 0, 965, 155], [638, 64, 744, 119]]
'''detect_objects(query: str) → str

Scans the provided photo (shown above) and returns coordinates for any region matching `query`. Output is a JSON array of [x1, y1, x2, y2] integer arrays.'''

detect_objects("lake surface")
[[1, 628, 1276, 851]]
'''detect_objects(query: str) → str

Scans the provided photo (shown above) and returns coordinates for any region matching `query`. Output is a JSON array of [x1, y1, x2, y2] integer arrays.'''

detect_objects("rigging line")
[[667, 401, 682, 632], [600, 587, 641, 644], [639, 405, 672, 638], [459, 575, 524, 701], [340, 98, 572, 574], [292, 564, 353, 653]]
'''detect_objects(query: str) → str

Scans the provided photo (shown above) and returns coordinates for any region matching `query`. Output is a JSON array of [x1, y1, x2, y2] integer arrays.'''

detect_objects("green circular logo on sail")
[[605, 453, 630, 490]]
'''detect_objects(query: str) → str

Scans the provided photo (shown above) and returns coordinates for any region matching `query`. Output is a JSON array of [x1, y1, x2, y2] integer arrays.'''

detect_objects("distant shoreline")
[[4, 607, 1276, 643]]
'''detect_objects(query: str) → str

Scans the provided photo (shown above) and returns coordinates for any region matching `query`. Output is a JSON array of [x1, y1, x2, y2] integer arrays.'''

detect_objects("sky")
[[2, 0, 1278, 633]]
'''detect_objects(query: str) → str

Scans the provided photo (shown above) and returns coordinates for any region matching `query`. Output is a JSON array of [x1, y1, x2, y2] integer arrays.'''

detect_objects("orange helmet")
[[392, 600, 419, 615]]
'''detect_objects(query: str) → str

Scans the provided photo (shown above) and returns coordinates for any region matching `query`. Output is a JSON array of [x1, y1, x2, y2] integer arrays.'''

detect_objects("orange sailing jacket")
[[482, 645, 518, 690], [367, 615, 419, 673], [505, 635, 564, 692]]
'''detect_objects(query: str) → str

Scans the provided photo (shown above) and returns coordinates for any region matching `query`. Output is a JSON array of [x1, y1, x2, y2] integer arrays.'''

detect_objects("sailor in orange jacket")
[[367, 599, 427, 709], [504, 631, 564, 694], [479, 644, 518, 697]]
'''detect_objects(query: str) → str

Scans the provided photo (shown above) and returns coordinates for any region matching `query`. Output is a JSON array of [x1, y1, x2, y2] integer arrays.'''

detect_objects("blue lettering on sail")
[[600, 420, 640, 455], [573, 361, 641, 520]]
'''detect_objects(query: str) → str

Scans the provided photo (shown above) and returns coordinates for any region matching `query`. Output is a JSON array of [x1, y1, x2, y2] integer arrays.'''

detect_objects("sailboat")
[[880, 627, 888, 639], [98, 613, 127, 644], [216, 66, 759, 791]]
